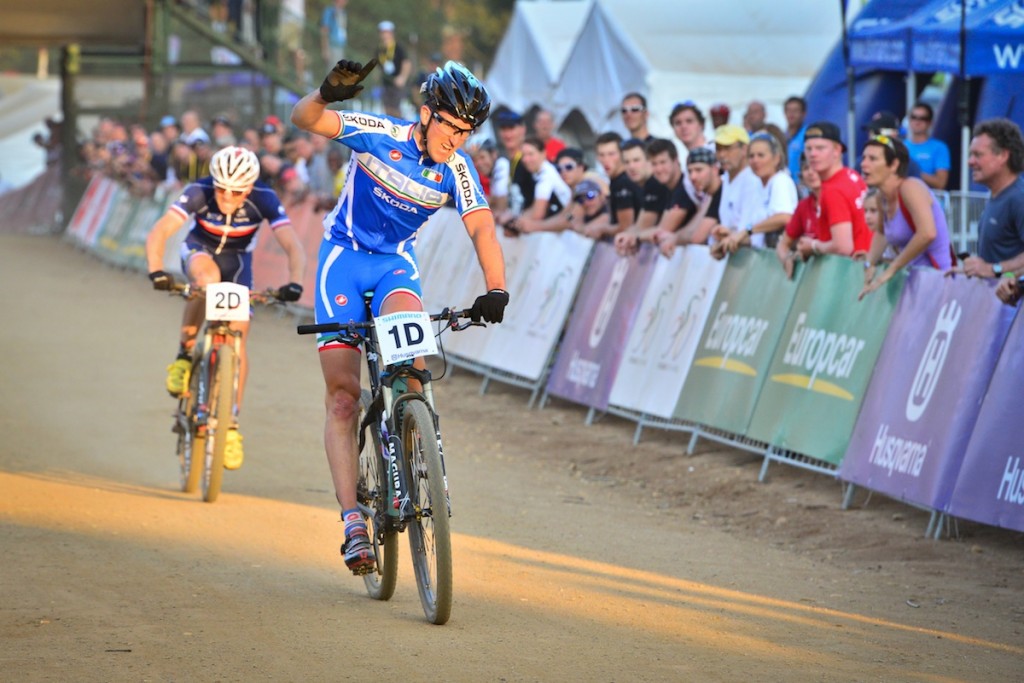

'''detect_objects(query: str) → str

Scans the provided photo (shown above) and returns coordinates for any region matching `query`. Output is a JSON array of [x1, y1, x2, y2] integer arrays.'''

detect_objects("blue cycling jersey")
[[170, 177, 291, 253], [322, 110, 489, 254]]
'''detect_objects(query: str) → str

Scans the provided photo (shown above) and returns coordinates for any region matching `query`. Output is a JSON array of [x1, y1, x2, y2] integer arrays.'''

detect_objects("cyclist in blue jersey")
[[291, 57, 508, 574], [145, 146, 307, 470]]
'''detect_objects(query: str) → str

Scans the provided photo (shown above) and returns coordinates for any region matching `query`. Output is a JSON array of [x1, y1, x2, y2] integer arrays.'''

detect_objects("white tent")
[[544, 0, 843, 140], [484, 0, 591, 117]]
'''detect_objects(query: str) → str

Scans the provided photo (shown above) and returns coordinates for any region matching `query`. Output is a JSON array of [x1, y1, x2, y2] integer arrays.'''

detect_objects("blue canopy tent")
[[847, 0, 1024, 195]]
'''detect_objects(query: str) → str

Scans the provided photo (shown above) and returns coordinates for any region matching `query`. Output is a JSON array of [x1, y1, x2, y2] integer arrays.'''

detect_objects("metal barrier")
[[945, 190, 990, 255]]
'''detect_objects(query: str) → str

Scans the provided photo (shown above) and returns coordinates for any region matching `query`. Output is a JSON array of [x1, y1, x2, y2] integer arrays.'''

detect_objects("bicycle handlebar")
[[297, 307, 480, 336], [170, 283, 282, 304]]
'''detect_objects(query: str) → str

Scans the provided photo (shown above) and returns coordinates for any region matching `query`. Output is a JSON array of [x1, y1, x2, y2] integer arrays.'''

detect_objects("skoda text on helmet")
[[210, 146, 261, 191], [421, 61, 492, 129]]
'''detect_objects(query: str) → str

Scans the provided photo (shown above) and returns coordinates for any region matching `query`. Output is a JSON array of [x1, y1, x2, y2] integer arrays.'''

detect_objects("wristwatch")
[[993, 262, 1004, 276]]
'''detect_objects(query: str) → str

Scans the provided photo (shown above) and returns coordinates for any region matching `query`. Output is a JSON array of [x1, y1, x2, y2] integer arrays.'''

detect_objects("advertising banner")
[[66, 175, 117, 246], [672, 248, 800, 434], [839, 271, 1014, 510], [746, 256, 903, 464], [947, 304, 1024, 532], [481, 229, 594, 380], [546, 241, 657, 411], [609, 245, 726, 418]]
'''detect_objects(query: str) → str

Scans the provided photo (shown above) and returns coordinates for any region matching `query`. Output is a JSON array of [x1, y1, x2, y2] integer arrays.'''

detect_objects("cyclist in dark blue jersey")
[[291, 58, 508, 573], [145, 146, 307, 470]]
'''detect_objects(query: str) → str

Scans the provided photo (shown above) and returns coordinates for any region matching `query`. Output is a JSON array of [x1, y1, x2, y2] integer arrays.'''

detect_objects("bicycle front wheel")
[[202, 345, 235, 503], [402, 399, 452, 625], [176, 359, 204, 494], [358, 390, 398, 600]]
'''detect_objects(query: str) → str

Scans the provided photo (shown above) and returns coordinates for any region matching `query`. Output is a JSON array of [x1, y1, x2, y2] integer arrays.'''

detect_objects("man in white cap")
[[375, 20, 411, 117]]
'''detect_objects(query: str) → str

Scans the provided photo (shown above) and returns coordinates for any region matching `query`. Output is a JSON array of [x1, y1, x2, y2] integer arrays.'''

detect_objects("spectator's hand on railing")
[[961, 255, 995, 278], [996, 277, 1022, 306], [651, 229, 676, 258], [613, 231, 638, 256], [795, 236, 816, 261]]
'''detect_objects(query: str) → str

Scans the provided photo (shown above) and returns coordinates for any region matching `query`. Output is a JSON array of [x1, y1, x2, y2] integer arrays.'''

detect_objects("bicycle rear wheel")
[[402, 399, 452, 625], [202, 345, 235, 503], [358, 390, 398, 600], [176, 359, 204, 493]]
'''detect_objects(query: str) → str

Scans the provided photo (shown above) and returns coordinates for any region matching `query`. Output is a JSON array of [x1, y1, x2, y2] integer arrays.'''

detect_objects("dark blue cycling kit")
[[314, 109, 490, 344], [171, 177, 290, 287]]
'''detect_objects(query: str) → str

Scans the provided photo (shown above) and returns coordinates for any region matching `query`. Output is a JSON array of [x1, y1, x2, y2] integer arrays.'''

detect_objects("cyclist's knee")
[[325, 386, 359, 421]]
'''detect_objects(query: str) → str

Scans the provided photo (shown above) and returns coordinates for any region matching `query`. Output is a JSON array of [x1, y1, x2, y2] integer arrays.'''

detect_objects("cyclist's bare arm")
[[291, 92, 342, 140], [463, 209, 506, 291], [271, 224, 307, 284], [146, 209, 188, 273]]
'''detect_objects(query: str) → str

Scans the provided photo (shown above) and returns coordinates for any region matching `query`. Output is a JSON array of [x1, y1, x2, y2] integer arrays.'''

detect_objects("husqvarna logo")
[[906, 300, 961, 422]]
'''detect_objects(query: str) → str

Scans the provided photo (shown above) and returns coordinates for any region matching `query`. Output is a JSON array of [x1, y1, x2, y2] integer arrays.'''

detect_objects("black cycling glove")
[[149, 270, 174, 291], [470, 289, 510, 324], [277, 282, 303, 302], [319, 58, 378, 103]]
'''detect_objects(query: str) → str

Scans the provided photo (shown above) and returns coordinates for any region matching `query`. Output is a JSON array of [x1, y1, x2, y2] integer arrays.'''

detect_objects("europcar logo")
[[693, 302, 769, 376], [771, 312, 867, 400], [906, 300, 961, 421]]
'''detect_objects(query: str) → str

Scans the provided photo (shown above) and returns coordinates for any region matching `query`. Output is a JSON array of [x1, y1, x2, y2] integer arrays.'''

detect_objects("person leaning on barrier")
[[796, 122, 871, 260], [652, 146, 723, 257], [594, 131, 642, 231], [858, 134, 953, 300], [961, 118, 1024, 281], [776, 154, 823, 279]]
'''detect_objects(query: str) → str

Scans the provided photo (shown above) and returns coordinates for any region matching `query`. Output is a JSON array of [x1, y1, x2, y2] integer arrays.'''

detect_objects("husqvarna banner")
[[746, 256, 902, 464], [672, 248, 801, 434], [608, 245, 726, 417], [839, 271, 1014, 510], [947, 303, 1024, 532], [545, 241, 657, 411]]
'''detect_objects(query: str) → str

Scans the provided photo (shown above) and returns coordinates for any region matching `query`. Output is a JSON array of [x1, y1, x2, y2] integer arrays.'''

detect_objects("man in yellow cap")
[[709, 124, 761, 258]]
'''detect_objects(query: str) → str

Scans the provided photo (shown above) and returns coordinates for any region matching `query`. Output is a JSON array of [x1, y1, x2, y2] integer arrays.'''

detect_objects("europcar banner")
[[746, 256, 902, 464], [546, 241, 657, 411], [839, 271, 1014, 511], [609, 245, 726, 417], [673, 248, 801, 434], [947, 303, 1024, 532]]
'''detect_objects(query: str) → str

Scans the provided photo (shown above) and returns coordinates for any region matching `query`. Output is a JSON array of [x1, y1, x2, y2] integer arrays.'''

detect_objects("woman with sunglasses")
[[858, 134, 952, 300]]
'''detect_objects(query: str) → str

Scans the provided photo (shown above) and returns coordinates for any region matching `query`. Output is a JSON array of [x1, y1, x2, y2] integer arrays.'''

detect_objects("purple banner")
[[545, 241, 658, 411], [839, 270, 1013, 510], [947, 304, 1024, 531]]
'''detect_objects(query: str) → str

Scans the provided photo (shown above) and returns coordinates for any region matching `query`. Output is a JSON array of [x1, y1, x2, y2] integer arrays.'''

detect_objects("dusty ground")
[[2, 233, 1023, 682]]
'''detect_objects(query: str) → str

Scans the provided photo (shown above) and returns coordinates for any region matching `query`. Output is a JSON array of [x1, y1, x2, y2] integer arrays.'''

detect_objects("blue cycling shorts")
[[180, 232, 254, 288], [314, 240, 423, 350]]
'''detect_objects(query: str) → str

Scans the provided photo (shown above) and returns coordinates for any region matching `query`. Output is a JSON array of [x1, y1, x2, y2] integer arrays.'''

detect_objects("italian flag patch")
[[421, 169, 443, 183]]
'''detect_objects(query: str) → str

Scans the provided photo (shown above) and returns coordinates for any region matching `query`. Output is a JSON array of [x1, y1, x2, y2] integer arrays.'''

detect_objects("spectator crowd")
[[467, 95, 1024, 305]]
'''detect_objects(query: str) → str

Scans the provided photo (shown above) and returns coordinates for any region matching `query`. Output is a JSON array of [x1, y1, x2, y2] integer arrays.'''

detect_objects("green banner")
[[673, 249, 802, 434], [745, 256, 905, 464]]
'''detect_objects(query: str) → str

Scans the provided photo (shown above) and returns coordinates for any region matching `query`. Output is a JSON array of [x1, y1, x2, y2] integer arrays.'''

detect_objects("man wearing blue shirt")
[[905, 102, 950, 191]]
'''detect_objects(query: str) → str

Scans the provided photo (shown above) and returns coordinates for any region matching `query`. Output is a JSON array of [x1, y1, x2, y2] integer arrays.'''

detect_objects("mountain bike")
[[297, 296, 481, 625], [170, 282, 280, 503]]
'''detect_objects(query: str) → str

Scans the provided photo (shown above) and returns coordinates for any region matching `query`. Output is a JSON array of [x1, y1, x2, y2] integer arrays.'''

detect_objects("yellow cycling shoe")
[[165, 358, 191, 397], [224, 428, 244, 470]]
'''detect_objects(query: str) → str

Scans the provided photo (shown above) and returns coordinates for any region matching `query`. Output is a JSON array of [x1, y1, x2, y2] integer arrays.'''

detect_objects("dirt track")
[[2, 234, 1022, 682]]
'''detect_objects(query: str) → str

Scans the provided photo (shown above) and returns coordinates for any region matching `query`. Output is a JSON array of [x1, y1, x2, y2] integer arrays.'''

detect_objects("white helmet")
[[209, 146, 260, 191]]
